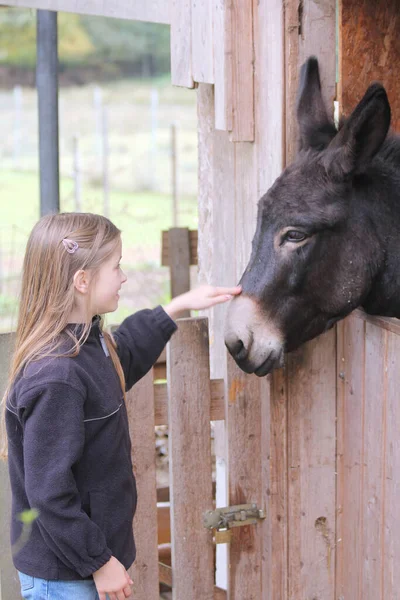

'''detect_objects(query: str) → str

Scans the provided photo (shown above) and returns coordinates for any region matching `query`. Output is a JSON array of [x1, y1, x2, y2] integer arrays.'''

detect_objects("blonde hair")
[[1, 212, 126, 459]]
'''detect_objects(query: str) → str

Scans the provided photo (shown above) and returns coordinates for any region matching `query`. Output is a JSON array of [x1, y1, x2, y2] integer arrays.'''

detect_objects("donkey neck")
[[356, 158, 400, 317]]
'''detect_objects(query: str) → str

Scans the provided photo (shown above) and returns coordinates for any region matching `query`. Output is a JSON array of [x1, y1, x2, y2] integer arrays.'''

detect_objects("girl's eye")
[[283, 230, 308, 243]]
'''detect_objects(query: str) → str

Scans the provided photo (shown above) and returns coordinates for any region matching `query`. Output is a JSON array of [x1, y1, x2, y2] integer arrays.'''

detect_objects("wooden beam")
[[0, 0, 170, 24], [154, 378, 225, 426], [161, 229, 198, 267], [167, 318, 214, 598], [191, 0, 214, 84], [230, 0, 255, 141], [126, 369, 159, 600], [213, 0, 232, 130], [171, 0, 194, 87]]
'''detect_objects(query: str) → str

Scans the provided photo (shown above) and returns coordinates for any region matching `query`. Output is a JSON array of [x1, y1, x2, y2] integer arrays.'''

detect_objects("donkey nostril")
[[229, 338, 248, 362]]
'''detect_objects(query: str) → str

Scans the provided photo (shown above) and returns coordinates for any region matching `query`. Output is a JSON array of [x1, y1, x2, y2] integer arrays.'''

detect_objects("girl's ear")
[[73, 270, 90, 294]]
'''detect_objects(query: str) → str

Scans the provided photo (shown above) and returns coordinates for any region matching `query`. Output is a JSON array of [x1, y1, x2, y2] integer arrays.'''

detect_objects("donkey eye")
[[283, 230, 308, 243]]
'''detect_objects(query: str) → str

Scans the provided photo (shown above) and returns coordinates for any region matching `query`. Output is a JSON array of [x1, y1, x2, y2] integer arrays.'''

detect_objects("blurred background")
[[0, 7, 199, 333]]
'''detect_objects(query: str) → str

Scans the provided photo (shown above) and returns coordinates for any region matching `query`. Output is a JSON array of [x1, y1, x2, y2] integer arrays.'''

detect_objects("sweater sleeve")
[[22, 382, 112, 578], [113, 305, 178, 391]]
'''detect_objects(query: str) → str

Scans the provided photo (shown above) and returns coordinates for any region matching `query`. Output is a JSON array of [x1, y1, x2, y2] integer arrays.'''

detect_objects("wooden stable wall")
[[339, 0, 400, 131], [197, 0, 337, 598], [335, 1, 400, 598]]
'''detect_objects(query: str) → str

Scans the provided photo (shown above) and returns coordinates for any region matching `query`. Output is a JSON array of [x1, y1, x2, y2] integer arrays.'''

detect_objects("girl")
[[1, 212, 241, 600]]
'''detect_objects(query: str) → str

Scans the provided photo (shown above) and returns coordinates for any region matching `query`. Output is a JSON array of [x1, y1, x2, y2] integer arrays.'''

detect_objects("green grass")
[[0, 169, 198, 332]]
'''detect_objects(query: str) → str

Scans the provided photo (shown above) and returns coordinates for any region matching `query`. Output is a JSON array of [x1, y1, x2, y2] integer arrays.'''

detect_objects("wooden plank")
[[167, 228, 191, 314], [353, 309, 400, 337], [159, 563, 228, 599], [285, 0, 336, 163], [161, 229, 198, 267], [126, 369, 159, 600], [268, 367, 288, 599], [0, 0, 170, 24], [383, 332, 400, 598], [196, 82, 235, 592], [336, 315, 365, 600], [287, 329, 336, 600], [230, 0, 254, 141], [167, 318, 214, 599], [157, 502, 171, 545], [361, 323, 387, 598], [340, 0, 400, 132], [213, 0, 233, 130], [225, 355, 266, 599], [283, 4, 337, 599], [154, 378, 225, 426], [171, 0, 194, 88], [252, 1, 286, 596], [191, 0, 214, 84]]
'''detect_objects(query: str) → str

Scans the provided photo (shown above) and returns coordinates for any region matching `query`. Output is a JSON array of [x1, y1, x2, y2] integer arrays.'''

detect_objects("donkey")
[[225, 56, 400, 377]]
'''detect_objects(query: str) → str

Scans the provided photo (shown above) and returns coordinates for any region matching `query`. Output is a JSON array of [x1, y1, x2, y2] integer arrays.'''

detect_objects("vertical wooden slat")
[[268, 367, 288, 599], [214, 0, 233, 131], [230, 0, 255, 142], [171, 0, 194, 88], [361, 323, 387, 599], [197, 82, 236, 591], [287, 329, 337, 600], [167, 318, 214, 600], [192, 0, 214, 83], [126, 369, 159, 600], [225, 356, 265, 599], [383, 332, 400, 598], [283, 3, 337, 599], [168, 228, 191, 312], [285, 0, 336, 163], [336, 315, 365, 600], [253, 1, 286, 596]]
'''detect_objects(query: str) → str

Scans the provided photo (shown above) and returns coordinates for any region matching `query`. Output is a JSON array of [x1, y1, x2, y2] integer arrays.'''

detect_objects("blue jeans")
[[18, 571, 101, 600]]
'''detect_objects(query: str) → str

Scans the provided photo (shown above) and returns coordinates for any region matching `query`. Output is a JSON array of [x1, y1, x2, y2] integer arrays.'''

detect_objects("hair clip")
[[62, 238, 79, 254]]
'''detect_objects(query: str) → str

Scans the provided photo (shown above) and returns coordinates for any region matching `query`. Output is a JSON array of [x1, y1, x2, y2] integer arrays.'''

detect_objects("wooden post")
[[102, 106, 110, 218], [126, 369, 159, 600], [167, 228, 190, 314], [167, 318, 214, 600], [149, 87, 159, 191], [13, 86, 22, 169], [93, 86, 103, 159], [171, 124, 178, 226], [73, 135, 82, 212]]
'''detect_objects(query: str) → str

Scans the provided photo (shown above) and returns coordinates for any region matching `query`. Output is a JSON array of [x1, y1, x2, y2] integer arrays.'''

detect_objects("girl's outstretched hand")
[[163, 284, 242, 320]]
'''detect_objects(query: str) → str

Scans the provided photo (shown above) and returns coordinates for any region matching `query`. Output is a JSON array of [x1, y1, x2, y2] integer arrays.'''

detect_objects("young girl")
[[1, 212, 241, 600]]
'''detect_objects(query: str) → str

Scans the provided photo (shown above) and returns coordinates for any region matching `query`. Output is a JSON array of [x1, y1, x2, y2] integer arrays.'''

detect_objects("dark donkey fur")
[[225, 56, 400, 377]]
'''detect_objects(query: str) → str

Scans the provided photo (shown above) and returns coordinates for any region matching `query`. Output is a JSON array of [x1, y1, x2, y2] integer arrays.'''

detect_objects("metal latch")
[[203, 504, 265, 544]]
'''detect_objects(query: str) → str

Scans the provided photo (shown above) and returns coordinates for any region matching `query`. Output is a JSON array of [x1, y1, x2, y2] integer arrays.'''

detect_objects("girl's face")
[[90, 237, 127, 316]]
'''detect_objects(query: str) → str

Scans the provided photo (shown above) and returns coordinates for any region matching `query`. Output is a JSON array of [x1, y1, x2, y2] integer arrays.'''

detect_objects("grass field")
[[0, 168, 198, 331]]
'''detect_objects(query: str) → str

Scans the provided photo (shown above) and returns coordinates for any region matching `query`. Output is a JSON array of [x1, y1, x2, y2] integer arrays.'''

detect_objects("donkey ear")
[[296, 56, 337, 151], [322, 83, 391, 179]]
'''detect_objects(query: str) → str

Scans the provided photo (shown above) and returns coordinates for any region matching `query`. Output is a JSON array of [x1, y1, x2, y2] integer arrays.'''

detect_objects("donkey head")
[[225, 57, 391, 376]]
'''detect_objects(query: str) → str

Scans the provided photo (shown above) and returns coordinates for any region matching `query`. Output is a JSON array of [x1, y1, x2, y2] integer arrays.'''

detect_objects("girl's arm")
[[163, 284, 242, 320], [112, 285, 241, 391]]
